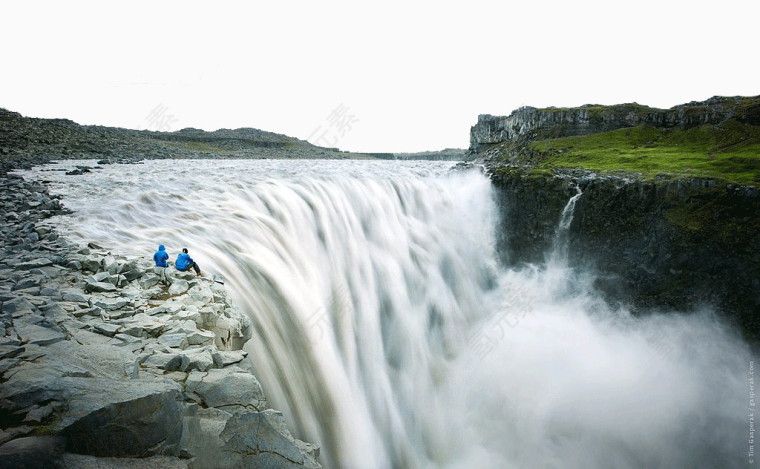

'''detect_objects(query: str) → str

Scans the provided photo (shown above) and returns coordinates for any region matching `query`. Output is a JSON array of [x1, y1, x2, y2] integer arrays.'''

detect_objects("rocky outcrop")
[[0, 175, 321, 467], [489, 166, 760, 341], [469, 96, 760, 154]]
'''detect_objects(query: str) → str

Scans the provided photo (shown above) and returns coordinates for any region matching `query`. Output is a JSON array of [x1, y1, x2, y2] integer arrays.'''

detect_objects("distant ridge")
[[0, 108, 364, 172]]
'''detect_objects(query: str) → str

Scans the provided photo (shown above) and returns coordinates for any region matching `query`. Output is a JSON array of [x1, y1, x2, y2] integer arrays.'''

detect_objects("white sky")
[[1, 1, 758, 153]]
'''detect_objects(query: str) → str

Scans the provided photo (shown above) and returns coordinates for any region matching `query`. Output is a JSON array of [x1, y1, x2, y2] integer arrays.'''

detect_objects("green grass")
[[527, 120, 760, 185]]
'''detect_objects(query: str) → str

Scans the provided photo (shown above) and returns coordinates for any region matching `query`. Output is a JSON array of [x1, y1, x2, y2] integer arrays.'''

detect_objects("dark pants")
[[180, 262, 201, 275]]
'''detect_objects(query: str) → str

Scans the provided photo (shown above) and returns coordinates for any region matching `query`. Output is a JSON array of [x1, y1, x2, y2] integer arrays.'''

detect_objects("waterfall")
[[22, 160, 752, 469], [558, 184, 582, 232], [549, 184, 582, 266]]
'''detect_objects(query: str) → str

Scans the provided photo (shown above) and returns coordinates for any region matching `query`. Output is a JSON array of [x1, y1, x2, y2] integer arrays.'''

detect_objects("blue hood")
[[158, 245, 166, 251]]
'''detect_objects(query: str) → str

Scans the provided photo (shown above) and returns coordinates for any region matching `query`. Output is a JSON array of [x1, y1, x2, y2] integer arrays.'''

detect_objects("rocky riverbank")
[[0, 175, 321, 468]]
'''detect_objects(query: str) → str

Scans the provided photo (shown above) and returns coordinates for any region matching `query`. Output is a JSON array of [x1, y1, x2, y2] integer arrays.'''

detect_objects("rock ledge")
[[0, 175, 321, 468]]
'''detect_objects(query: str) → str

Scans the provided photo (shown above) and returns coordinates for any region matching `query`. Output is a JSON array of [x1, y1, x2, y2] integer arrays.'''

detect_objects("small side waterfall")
[[549, 184, 583, 265], [558, 184, 583, 232]]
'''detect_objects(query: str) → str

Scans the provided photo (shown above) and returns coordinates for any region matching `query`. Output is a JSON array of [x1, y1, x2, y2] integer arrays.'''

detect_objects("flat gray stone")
[[180, 349, 214, 372], [2, 296, 35, 314], [158, 333, 188, 349], [168, 279, 189, 295], [212, 350, 248, 368], [57, 377, 184, 457], [140, 274, 160, 289], [93, 323, 120, 337], [142, 352, 187, 372], [186, 329, 215, 346], [85, 280, 117, 293], [92, 271, 110, 282], [15, 323, 66, 346], [103, 309, 134, 320], [185, 369, 266, 410], [0, 435, 65, 468], [15, 258, 54, 270], [0, 345, 25, 360], [93, 297, 131, 311]]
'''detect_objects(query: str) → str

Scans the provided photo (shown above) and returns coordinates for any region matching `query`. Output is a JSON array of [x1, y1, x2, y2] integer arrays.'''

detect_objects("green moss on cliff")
[[528, 120, 760, 184]]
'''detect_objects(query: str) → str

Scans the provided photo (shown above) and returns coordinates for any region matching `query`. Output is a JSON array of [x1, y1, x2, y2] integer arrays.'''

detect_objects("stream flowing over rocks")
[[0, 175, 320, 468]]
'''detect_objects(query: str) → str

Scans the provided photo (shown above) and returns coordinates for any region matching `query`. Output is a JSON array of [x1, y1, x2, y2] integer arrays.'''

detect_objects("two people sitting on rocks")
[[153, 245, 202, 278]]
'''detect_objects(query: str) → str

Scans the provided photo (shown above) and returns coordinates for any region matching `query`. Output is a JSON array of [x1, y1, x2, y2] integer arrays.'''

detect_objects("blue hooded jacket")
[[175, 252, 194, 271], [153, 245, 169, 267]]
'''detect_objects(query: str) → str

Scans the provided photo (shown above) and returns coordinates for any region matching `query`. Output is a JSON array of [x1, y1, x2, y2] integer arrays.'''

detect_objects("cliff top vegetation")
[[475, 96, 760, 185], [530, 119, 760, 185]]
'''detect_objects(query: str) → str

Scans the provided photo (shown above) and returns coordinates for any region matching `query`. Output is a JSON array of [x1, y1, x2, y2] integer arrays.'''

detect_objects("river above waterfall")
[[20, 159, 752, 469]]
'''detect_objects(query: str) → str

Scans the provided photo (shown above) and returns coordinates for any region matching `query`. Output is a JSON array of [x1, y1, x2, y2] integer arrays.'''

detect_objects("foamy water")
[[20, 159, 752, 468]]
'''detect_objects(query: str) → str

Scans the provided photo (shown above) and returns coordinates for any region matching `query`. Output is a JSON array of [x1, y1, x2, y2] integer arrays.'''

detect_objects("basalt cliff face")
[[469, 96, 760, 156], [490, 167, 760, 338], [473, 97, 760, 342]]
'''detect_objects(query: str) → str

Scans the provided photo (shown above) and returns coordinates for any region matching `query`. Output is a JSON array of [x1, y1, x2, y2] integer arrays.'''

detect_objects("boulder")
[[140, 273, 160, 289], [186, 329, 215, 346], [1, 296, 35, 315], [84, 279, 117, 294], [92, 271, 110, 282], [142, 352, 187, 372], [189, 285, 214, 303], [185, 369, 266, 410], [81, 255, 102, 273], [179, 348, 214, 372], [212, 311, 252, 351], [58, 377, 184, 457], [168, 279, 190, 295], [158, 333, 189, 349], [14, 322, 66, 346], [120, 260, 144, 281], [92, 297, 131, 311], [93, 323, 120, 337], [101, 256, 119, 275], [61, 289, 88, 304], [125, 314, 166, 338], [212, 350, 248, 368], [180, 409, 318, 469], [0, 435, 66, 469]]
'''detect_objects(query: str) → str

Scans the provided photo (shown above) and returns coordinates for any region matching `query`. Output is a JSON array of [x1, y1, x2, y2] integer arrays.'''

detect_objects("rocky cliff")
[[470, 96, 760, 155], [489, 165, 760, 343], [473, 96, 760, 343]]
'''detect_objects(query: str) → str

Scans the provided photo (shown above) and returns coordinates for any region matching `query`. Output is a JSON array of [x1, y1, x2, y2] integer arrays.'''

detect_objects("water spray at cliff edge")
[[25, 159, 751, 469]]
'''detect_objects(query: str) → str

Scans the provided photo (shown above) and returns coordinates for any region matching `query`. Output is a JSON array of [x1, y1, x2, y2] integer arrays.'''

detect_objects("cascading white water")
[[21, 159, 752, 469], [558, 185, 582, 232]]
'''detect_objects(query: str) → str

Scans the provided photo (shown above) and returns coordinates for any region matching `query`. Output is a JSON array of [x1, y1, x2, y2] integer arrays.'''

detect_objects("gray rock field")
[[0, 174, 321, 468]]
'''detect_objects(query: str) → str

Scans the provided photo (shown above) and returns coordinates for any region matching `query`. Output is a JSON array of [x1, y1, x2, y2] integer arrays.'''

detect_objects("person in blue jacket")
[[153, 244, 169, 267], [153, 244, 171, 285], [176, 247, 201, 275]]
